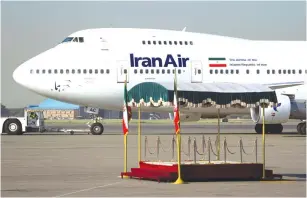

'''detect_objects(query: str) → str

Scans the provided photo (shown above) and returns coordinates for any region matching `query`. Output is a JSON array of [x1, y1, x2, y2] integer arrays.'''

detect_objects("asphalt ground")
[[1, 122, 306, 197]]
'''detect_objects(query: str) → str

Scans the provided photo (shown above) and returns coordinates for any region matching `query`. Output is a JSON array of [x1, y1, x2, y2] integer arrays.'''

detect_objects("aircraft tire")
[[270, 124, 283, 134], [90, 122, 104, 135], [4, 119, 23, 135], [297, 123, 306, 135]]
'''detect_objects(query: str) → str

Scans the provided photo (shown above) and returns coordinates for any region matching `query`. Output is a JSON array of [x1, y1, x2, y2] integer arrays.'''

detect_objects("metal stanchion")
[[240, 138, 243, 163], [193, 138, 197, 164], [202, 135, 205, 160], [224, 137, 227, 163], [188, 136, 191, 160], [208, 137, 211, 163], [144, 136, 147, 159], [157, 136, 160, 160], [172, 136, 175, 161], [255, 137, 258, 163]]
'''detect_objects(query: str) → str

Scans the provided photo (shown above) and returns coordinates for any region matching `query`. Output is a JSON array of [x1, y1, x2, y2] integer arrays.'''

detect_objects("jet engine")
[[250, 93, 291, 124]]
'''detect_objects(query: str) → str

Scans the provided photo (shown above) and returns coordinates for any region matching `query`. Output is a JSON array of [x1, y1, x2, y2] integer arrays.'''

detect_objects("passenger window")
[[123, 69, 127, 74], [72, 69, 75, 74], [106, 69, 110, 74], [246, 69, 249, 74], [215, 69, 218, 74], [48, 69, 51, 74], [158, 41, 162, 45], [156, 69, 160, 74], [145, 69, 149, 74], [305, 69, 307, 74], [151, 69, 154, 74], [164, 41, 167, 45], [173, 69, 175, 74], [299, 69, 302, 74], [174, 41, 177, 45], [257, 69, 260, 74], [94, 69, 98, 74], [30, 69, 33, 74], [267, 70, 270, 74], [148, 41, 151, 44], [236, 70, 239, 74], [179, 41, 183, 45], [153, 41, 156, 45], [198, 69, 201, 74], [225, 69, 229, 74], [278, 69, 281, 74], [142, 41, 145, 44], [288, 69, 291, 74], [190, 41, 193, 45], [184, 41, 188, 45], [60, 69, 63, 74], [100, 69, 104, 74], [78, 69, 81, 74], [140, 69, 143, 74], [220, 69, 223, 74], [162, 69, 165, 74], [83, 69, 87, 74], [66, 69, 69, 74], [230, 70, 234, 74], [79, 37, 84, 43], [283, 69, 286, 74], [89, 69, 93, 74], [167, 69, 170, 74], [54, 69, 58, 74], [42, 69, 45, 74], [169, 41, 172, 45], [272, 70, 275, 74], [210, 69, 213, 74], [292, 69, 295, 74], [36, 69, 39, 74], [178, 69, 181, 74], [134, 69, 137, 74]]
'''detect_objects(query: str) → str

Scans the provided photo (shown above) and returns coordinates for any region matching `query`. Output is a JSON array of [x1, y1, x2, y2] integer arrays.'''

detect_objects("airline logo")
[[273, 103, 281, 112], [130, 54, 189, 67], [209, 57, 227, 67]]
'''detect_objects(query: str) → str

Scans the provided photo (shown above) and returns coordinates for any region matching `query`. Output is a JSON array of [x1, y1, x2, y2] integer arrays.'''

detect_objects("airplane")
[[12, 28, 306, 135]]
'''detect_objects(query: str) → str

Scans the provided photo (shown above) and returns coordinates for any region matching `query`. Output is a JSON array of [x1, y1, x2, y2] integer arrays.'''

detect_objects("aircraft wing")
[[264, 81, 305, 90]]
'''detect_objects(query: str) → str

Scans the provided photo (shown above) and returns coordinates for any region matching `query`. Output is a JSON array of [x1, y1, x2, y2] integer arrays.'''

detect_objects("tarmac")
[[1, 122, 306, 197]]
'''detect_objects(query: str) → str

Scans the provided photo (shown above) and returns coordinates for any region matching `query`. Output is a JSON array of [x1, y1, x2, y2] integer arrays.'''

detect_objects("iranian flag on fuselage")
[[208, 57, 227, 67]]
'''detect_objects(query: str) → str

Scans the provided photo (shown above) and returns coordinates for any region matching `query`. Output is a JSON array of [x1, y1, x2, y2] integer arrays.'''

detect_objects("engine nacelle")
[[250, 94, 291, 124], [180, 113, 201, 122]]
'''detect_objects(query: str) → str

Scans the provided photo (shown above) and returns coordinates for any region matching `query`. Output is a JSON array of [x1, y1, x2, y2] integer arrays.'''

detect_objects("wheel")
[[297, 123, 306, 135], [270, 124, 283, 134], [70, 131, 74, 135], [4, 119, 23, 135], [90, 122, 104, 135], [255, 124, 262, 134]]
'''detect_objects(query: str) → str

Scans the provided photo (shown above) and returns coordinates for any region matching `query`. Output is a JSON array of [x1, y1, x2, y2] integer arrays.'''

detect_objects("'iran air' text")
[[130, 54, 190, 67]]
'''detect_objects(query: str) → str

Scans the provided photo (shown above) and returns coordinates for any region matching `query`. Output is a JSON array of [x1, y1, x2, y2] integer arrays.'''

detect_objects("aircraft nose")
[[13, 65, 24, 86]]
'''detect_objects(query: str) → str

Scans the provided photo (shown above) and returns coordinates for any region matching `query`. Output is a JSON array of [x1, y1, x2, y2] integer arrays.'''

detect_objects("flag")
[[122, 77, 129, 135], [208, 57, 227, 67], [173, 72, 180, 134]]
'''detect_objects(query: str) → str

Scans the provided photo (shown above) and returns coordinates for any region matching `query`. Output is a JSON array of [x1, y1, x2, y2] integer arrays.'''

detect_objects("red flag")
[[173, 72, 180, 134]]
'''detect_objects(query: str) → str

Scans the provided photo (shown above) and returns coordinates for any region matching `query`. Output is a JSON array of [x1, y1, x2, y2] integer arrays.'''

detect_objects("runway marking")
[[53, 181, 122, 197]]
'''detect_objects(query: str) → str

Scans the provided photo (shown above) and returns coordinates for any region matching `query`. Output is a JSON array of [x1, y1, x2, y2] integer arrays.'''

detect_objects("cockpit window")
[[62, 37, 74, 43], [62, 37, 84, 43]]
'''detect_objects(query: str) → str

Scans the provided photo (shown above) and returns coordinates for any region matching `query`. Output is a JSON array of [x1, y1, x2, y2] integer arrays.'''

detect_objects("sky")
[[1, 1, 306, 108]]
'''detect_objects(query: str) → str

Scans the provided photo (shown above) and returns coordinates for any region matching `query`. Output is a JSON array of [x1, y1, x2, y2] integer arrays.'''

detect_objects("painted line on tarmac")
[[53, 181, 122, 197]]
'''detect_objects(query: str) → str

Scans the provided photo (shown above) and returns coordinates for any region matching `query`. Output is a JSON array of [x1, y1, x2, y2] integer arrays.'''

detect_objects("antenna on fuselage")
[[182, 27, 186, 32]]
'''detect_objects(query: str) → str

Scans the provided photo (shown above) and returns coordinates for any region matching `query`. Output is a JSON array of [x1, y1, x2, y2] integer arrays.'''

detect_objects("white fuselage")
[[12, 28, 307, 117]]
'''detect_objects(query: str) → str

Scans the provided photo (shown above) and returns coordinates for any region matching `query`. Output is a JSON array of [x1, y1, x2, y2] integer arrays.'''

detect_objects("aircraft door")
[[191, 60, 203, 83], [117, 60, 130, 83]]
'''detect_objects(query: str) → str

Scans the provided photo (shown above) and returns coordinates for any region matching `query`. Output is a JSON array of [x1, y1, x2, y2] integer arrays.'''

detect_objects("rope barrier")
[[143, 135, 258, 164]]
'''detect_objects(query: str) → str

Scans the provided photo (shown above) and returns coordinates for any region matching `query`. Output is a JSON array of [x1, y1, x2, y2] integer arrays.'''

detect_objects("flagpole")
[[173, 69, 184, 184], [122, 74, 129, 179], [138, 104, 141, 166]]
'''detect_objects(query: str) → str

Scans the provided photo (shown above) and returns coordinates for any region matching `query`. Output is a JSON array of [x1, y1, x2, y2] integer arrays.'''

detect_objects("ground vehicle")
[[1, 108, 45, 135]]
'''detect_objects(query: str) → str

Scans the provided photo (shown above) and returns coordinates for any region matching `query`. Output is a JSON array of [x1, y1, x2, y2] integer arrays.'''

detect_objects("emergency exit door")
[[191, 60, 203, 83], [117, 60, 129, 83]]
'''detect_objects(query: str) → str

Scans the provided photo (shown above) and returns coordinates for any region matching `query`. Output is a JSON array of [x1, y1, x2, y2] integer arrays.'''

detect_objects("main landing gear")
[[255, 124, 283, 134], [297, 122, 306, 135], [88, 115, 104, 135]]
